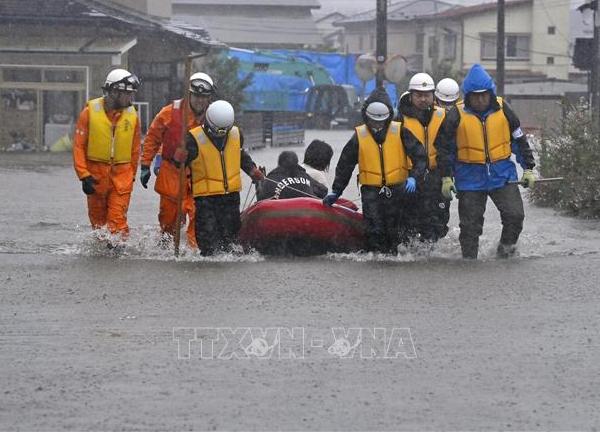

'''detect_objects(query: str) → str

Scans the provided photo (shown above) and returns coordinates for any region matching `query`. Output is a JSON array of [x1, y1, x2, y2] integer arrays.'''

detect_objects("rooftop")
[[172, 0, 320, 7], [335, 0, 458, 25]]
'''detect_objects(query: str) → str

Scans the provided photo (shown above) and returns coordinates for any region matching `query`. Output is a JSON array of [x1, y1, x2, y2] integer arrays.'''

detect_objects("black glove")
[[140, 165, 151, 189], [323, 192, 339, 207], [81, 176, 98, 195]]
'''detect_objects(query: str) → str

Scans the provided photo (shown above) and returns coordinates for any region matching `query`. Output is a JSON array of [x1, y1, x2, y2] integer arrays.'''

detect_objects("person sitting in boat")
[[323, 87, 427, 254], [301, 139, 333, 198], [257, 151, 317, 201]]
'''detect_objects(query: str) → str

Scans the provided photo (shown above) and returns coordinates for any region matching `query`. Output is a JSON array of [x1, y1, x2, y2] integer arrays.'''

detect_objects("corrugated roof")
[[173, 0, 320, 7], [174, 13, 323, 45], [436, 0, 530, 19], [0, 0, 222, 47], [335, 0, 457, 25], [0, 35, 137, 54], [0, 0, 89, 16]]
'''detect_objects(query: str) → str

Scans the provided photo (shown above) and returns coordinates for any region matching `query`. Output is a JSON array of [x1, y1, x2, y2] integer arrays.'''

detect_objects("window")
[[428, 36, 438, 59], [506, 35, 529, 59], [547, 56, 554, 65], [415, 33, 424, 53], [481, 34, 497, 59], [443, 33, 457, 60], [480, 33, 530, 60], [358, 35, 364, 51], [369, 33, 375, 50], [548, 26, 556, 35]]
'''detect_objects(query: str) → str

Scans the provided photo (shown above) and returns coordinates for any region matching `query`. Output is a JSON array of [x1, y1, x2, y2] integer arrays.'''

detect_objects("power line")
[[538, 0, 572, 46], [462, 33, 572, 58]]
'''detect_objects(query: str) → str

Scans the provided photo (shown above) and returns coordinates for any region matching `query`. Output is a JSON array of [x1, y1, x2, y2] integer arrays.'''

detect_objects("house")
[[172, 0, 324, 49], [438, 0, 570, 81], [334, 0, 459, 71], [0, 0, 219, 150], [314, 12, 347, 50], [334, 0, 571, 81]]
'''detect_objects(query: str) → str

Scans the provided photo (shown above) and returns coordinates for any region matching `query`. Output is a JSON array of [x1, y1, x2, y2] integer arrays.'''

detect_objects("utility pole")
[[593, 1, 600, 129], [577, 0, 599, 130], [376, 0, 387, 88], [496, 0, 505, 96]]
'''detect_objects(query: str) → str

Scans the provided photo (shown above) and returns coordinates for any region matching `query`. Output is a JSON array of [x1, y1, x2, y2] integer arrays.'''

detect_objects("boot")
[[460, 238, 478, 259], [496, 243, 517, 259], [461, 245, 478, 259]]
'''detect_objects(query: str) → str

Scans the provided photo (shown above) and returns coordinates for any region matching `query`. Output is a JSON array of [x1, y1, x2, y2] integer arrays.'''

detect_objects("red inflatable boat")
[[239, 197, 365, 255]]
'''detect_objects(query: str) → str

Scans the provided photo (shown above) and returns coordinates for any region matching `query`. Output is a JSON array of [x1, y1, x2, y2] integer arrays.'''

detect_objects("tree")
[[531, 100, 600, 218], [200, 52, 253, 113]]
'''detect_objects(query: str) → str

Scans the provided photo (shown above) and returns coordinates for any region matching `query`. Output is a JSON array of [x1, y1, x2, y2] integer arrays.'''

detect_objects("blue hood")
[[462, 64, 496, 96]]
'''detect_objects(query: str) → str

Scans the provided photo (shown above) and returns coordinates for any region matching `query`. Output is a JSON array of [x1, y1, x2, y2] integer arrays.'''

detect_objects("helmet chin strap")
[[191, 106, 206, 117]]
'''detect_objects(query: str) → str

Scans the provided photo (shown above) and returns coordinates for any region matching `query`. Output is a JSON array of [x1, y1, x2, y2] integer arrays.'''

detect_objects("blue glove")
[[153, 154, 162, 176], [140, 165, 151, 189], [323, 192, 339, 207], [404, 177, 416, 193]]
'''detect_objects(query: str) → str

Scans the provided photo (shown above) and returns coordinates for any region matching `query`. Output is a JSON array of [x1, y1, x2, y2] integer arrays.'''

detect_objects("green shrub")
[[531, 101, 600, 218]]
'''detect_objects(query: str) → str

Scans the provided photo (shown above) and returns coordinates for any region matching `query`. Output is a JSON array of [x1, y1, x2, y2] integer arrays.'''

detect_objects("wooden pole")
[[496, 0, 505, 96], [375, 0, 387, 88], [173, 55, 194, 257]]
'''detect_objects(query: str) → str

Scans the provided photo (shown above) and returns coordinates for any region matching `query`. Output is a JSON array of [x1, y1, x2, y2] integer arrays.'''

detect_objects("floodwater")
[[1, 130, 600, 430]]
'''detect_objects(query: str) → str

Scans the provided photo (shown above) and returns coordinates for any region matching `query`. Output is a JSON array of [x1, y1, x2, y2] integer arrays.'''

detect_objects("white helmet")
[[189, 72, 215, 95], [103, 68, 140, 92], [408, 72, 435, 92], [365, 101, 390, 121], [205, 100, 234, 137], [435, 78, 460, 103]]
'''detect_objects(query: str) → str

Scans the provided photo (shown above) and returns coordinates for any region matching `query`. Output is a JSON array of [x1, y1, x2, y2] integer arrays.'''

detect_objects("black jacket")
[[185, 126, 257, 176], [257, 164, 318, 201], [396, 91, 433, 126], [331, 89, 427, 195]]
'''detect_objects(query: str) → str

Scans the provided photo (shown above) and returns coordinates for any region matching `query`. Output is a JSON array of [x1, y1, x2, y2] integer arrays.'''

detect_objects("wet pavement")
[[1, 130, 600, 430]]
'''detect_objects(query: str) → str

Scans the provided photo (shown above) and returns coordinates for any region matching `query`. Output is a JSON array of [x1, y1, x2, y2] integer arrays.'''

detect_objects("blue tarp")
[[241, 71, 312, 112], [228, 48, 398, 112], [270, 50, 398, 102]]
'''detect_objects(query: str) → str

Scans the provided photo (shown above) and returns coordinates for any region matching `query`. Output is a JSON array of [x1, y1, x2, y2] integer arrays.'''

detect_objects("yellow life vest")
[[190, 126, 242, 197], [456, 97, 511, 164], [86, 97, 137, 164], [357, 121, 408, 187], [403, 107, 445, 169]]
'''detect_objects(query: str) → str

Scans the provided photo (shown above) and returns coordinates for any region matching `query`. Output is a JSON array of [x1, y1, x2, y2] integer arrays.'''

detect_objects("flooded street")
[[1, 130, 600, 430]]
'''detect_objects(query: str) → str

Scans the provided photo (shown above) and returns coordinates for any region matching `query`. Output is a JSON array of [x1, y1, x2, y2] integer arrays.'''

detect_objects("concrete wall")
[[530, 0, 570, 80], [461, 4, 532, 73]]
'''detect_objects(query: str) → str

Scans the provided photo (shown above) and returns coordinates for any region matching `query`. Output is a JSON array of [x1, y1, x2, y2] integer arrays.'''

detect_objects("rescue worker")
[[435, 78, 461, 110], [397, 73, 450, 244], [183, 100, 265, 256], [73, 68, 141, 243], [140, 72, 216, 248], [323, 88, 427, 254], [436, 64, 536, 259], [257, 151, 317, 201], [301, 139, 333, 198]]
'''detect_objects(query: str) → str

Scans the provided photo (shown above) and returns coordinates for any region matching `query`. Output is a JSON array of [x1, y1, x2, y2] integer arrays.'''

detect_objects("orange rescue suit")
[[357, 121, 408, 187], [142, 100, 202, 248], [73, 97, 140, 236], [456, 97, 512, 164]]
